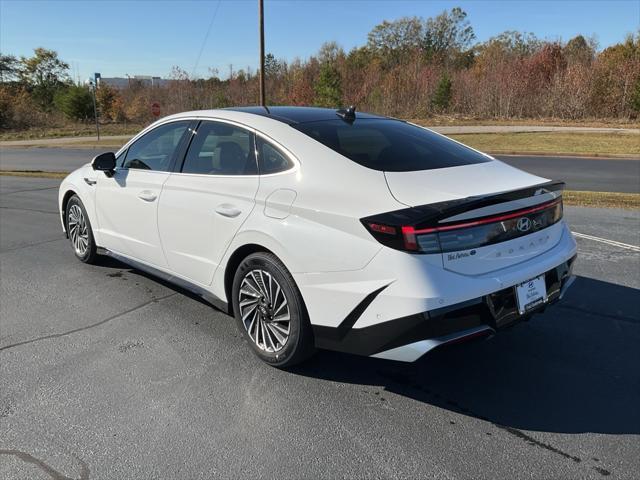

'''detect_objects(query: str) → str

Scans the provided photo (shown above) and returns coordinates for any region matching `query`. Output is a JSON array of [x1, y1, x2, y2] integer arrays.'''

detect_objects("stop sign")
[[151, 102, 161, 117]]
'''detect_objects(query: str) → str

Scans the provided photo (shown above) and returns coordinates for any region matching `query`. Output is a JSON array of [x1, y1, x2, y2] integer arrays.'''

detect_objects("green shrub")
[[54, 85, 94, 121]]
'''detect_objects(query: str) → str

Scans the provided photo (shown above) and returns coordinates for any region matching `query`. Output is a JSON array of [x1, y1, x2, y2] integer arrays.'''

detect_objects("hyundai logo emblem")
[[516, 217, 532, 232]]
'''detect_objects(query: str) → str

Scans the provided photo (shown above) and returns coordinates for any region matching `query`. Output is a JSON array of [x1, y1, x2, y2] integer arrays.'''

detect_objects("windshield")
[[293, 119, 492, 172]]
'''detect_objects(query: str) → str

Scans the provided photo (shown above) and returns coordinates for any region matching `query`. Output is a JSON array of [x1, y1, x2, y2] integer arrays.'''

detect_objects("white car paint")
[[59, 107, 577, 362], [95, 169, 170, 268], [158, 171, 259, 285], [384, 160, 549, 207]]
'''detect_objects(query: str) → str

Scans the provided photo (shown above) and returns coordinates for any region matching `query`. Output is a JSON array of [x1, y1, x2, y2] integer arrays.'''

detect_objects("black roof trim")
[[224, 106, 386, 125]]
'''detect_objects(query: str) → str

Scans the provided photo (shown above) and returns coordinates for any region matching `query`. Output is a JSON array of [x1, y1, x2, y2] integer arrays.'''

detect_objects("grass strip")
[[563, 190, 639, 209], [25, 140, 127, 149], [0, 170, 69, 179], [3, 131, 638, 158], [0, 124, 143, 141], [448, 132, 640, 157]]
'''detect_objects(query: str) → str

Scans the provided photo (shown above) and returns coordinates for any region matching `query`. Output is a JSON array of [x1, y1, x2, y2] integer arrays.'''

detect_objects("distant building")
[[96, 74, 169, 89]]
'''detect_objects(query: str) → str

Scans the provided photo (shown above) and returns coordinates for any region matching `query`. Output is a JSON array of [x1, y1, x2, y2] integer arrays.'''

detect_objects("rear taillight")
[[400, 226, 441, 253], [362, 198, 563, 254]]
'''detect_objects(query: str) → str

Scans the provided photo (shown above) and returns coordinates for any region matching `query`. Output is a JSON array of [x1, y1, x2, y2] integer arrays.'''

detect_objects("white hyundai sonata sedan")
[[58, 106, 577, 367]]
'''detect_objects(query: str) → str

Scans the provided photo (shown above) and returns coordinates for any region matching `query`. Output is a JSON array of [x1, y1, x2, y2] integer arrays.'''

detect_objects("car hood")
[[383, 160, 549, 207]]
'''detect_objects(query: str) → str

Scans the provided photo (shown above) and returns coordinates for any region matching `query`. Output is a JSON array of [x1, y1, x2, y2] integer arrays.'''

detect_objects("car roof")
[[224, 106, 386, 124]]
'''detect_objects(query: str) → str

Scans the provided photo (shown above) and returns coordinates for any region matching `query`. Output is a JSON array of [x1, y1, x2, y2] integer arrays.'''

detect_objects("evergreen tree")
[[54, 85, 94, 120], [631, 77, 640, 114], [314, 63, 342, 107], [431, 73, 452, 111]]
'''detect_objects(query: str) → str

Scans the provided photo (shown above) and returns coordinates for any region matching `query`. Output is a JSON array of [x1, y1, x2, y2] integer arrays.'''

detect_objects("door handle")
[[215, 204, 242, 218], [138, 190, 157, 202]]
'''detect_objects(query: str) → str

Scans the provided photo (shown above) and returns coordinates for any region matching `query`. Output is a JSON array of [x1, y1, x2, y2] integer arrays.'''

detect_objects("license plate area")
[[515, 274, 547, 315]]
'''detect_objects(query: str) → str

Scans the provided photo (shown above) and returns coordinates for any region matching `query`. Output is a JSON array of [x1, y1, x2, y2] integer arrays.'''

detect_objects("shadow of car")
[[289, 276, 640, 435]]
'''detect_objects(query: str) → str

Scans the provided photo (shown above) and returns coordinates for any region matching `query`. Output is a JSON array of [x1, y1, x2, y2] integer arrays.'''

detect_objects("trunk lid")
[[383, 160, 548, 207]]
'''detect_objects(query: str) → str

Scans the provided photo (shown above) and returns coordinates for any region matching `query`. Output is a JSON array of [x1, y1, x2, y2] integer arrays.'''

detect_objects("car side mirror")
[[91, 152, 116, 176]]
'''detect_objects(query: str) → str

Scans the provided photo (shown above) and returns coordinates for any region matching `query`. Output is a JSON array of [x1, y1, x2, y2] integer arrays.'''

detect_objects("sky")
[[1, 0, 638, 81]]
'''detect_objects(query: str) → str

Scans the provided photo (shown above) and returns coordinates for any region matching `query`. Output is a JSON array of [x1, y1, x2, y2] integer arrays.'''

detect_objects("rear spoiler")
[[363, 180, 565, 230]]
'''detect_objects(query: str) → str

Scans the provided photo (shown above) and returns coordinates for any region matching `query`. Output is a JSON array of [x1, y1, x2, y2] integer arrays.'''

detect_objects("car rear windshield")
[[293, 119, 491, 172]]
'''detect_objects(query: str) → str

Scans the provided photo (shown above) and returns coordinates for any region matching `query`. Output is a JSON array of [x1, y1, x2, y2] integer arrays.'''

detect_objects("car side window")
[[257, 137, 293, 174], [181, 121, 257, 175], [123, 121, 189, 171]]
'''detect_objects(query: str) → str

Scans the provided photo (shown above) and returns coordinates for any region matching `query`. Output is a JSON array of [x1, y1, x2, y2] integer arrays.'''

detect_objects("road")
[[1, 147, 639, 193], [0, 147, 106, 173], [0, 176, 638, 479], [495, 155, 640, 193]]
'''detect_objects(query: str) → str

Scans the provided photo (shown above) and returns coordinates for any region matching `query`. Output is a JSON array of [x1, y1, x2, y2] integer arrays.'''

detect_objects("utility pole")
[[89, 80, 100, 141], [258, 0, 266, 107]]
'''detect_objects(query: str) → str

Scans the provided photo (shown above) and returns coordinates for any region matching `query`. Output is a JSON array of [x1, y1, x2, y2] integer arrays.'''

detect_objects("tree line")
[[1, 7, 639, 131]]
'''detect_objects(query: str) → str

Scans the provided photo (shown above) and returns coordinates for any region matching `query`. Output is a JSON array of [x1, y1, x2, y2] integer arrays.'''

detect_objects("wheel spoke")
[[264, 321, 276, 351], [248, 271, 263, 297], [270, 322, 290, 336], [273, 297, 288, 316], [266, 323, 286, 345], [241, 302, 258, 321], [240, 297, 259, 309], [247, 310, 258, 341], [242, 278, 262, 298], [256, 270, 269, 301], [274, 283, 281, 308], [259, 319, 267, 349], [266, 272, 274, 305], [273, 312, 290, 323]]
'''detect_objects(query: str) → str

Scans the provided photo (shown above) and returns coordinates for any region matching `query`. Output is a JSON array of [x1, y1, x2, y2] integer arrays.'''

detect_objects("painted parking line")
[[572, 231, 640, 252]]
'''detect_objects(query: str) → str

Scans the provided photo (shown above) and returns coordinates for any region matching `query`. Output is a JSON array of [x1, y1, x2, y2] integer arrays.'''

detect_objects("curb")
[[488, 152, 639, 160]]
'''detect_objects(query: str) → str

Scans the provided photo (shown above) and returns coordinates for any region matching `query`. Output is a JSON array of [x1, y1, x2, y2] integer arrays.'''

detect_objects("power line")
[[191, 0, 222, 79]]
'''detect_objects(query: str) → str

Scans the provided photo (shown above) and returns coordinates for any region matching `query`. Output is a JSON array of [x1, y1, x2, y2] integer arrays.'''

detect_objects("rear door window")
[[293, 119, 491, 172], [181, 121, 257, 175]]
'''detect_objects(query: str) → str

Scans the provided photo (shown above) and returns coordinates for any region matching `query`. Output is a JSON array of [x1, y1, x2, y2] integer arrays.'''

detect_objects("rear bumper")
[[312, 254, 577, 362]]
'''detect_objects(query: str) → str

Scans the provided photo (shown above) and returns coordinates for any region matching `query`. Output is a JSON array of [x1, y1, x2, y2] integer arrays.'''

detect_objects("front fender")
[[58, 164, 100, 242]]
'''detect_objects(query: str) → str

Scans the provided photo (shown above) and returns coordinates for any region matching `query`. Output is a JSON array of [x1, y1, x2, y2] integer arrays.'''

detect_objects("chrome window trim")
[[117, 118, 192, 172], [116, 118, 195, 158], [254, 131, 299, 176], [177, 117, 259, 177], [143, 116, 301, 179]]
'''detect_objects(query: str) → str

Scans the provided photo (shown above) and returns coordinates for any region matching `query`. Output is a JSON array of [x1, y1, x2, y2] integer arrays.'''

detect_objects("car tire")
[[66, 195, 98, 264], [232, 252, 315, 367]]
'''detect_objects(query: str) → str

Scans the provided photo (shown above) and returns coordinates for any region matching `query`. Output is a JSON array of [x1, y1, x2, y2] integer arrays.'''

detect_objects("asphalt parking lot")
[[1, 175, 639, 479]]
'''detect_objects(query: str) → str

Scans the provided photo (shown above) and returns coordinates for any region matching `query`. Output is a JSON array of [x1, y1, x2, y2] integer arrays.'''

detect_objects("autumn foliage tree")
[[96, 83, 126, 122], [1, 11, 639, 131]]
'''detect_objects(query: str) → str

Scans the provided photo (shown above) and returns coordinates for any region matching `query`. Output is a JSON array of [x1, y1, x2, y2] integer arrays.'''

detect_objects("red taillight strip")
[[401, 226, 418, 250], [409, 198, 562, 234]]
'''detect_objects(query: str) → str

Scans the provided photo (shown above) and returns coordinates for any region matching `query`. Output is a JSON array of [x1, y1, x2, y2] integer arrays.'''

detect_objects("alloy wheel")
[[238, 269, 291, 352], [68, 204, 89, 256]]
